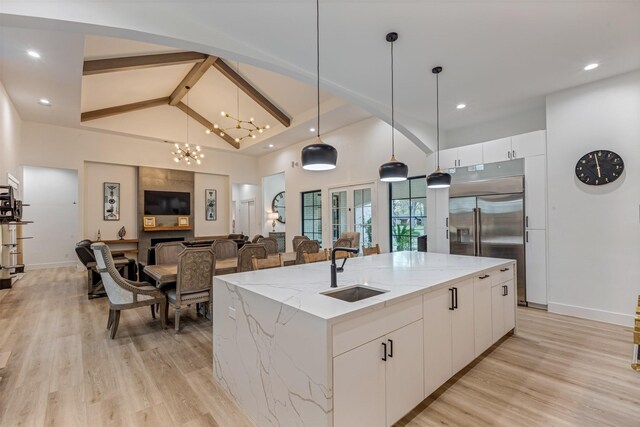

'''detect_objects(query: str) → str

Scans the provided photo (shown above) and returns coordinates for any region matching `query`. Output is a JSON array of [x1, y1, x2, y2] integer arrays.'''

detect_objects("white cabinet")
[[526, 229, 547, 306], [428, 186, 450, 254], [482, 137, 512, 163], [491, 279, 516, 340], [524, 155, 547, 230], [423, 278, 474, 395], [438, 144, 483, 169], [334, 320, 424, 427], [512, 130, 546, 158], [473, 273, 493, 356]]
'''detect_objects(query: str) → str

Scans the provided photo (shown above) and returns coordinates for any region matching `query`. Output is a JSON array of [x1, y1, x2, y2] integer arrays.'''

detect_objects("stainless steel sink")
[[321, 285, 388, 302]]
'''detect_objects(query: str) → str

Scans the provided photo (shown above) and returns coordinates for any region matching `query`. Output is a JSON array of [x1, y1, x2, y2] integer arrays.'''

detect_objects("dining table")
[[143, 252, 297, 288]]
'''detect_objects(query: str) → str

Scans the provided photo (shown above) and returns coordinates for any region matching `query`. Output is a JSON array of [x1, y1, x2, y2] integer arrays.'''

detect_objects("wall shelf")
[[143, 226, 192, 232], [92, 239, 139, 244]]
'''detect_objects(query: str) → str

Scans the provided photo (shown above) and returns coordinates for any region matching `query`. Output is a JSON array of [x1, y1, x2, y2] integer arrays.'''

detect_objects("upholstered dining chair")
[[332, 237, 353, 248], [212, 239, 238, 260], [91, 243, 166, 339], [303, 251, 328, 264], [257, 237, 278, 255], [292, 235, 310, 251], [295, 240, 320, 264], [252, 254, 283, 271], [340, 231, 361, 248], [251, 234, 264, 243], [362, 243, 381, 256], [167, 247, 215, 333], [237, 244, 267, 272], [155, 242, 185, 265]]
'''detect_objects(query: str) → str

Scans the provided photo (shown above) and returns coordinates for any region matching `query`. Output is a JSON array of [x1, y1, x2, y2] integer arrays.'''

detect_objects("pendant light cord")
[[436, 71, 440, 169], [186, 88, 189, 146], [316, 0, 320, 139], [391, 40, 395, 158]]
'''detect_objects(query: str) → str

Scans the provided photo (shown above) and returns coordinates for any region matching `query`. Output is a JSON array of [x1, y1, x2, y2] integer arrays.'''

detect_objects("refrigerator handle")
[[476, 208, 482, 256]]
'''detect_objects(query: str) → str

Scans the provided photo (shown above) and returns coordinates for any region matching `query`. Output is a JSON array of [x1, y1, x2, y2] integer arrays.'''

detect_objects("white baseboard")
[[548, 302, 634, 327], [25, 261, 78, 271]]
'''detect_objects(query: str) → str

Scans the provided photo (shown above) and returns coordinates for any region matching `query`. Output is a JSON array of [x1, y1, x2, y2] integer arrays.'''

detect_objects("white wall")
[[444, 105, 546, 149], [23, 166, 78, 268], [194, 172, 230, 237], [262, 172, 285, 235], [20, 121, 258, 241], [0, 80, 21, 184], [258, 117, 429, 252], [84, 162, 137, 241], [546, 70, 640, 326]]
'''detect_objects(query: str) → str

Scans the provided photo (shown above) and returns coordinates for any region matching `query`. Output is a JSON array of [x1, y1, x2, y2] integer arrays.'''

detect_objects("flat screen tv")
[[144, 191, 190, 215]]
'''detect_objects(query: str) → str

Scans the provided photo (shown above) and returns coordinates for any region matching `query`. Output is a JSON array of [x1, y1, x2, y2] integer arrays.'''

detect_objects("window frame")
[[301, 189, 322, 245], [388, 175, 427, 252]]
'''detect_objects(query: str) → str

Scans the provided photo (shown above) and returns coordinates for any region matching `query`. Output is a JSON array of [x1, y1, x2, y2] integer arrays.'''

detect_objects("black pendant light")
[[379, 32, 408, 182], [301, 0, 337, 171], [426, 66, 451, 189]]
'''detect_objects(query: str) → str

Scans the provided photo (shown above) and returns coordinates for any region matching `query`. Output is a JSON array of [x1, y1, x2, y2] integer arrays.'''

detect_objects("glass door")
[[329, 184, 376, 250]]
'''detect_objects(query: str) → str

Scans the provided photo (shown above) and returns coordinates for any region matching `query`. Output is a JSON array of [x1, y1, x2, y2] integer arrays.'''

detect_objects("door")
[[238, 199, 255, 237], [333, 338, 386, 427], [330, 184, 375, 249], [512, 130, 546, 159], [386, 320, 424, 426], [474, 273, 493, 356], [491, 283, 505, 341], [503, 280, 516, 332], [423, 287, 453, 396], [457, 143, 483, 167], [477, 194, 526, 304], [451, 279, 475, 373], [482, 137, 512, 164], [449, 197, 476, 256], [438, 148, 458, 170]]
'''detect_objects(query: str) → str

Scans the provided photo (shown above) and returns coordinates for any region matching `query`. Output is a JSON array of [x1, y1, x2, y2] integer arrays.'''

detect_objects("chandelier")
[[172, 143, 203, 165], [172, 87, 204, 165], [207, 63, 269, 143]]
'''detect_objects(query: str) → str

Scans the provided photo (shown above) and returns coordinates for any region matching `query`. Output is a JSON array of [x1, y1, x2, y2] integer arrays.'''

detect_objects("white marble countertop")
[[213, 252, 513, 324]]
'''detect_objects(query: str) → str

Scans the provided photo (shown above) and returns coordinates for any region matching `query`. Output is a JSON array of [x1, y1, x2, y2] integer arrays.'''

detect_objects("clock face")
[[272, 191, 286, 224], [575, 150, 624, 186]]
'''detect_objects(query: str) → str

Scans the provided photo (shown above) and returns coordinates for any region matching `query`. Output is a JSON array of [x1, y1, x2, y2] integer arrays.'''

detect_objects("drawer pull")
[[479, 274, 490, 279], [382, 342, 387, 361], [500, 268, 510, 272]]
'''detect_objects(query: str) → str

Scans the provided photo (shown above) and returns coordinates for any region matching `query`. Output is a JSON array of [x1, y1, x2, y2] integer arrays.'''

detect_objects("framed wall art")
[[103, 182, 120, 221], [178, 216, 190, 227], [143, 216, 156, 228], [205, 189, 217, 221]]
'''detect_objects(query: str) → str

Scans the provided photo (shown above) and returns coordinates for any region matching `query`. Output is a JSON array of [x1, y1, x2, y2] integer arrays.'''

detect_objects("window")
[[389, 176, 426, 251], [302, 190, 322, 245]]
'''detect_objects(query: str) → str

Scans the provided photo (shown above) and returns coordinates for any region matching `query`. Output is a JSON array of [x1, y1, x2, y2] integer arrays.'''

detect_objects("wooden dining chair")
[[212, 239, 238, 260], [257, 237, 278, 255], [238, 244, 267, 272], [332, 237, 353, 249], [303, 251, 328, 264], [166, 247, 215, 333], [292, 235, 310, 251], [362, 243, 381, 256], [295, 240, 320, 264], [155, 242, 185, 264], [251, 254, 283, 270]]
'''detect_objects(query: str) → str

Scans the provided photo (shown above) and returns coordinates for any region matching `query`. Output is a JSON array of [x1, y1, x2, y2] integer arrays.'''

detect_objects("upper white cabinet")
[[482, 137, 513, 164], [524, 154, 547, 230], [438, 145, 483, 169], [512, 130, 546, 158]]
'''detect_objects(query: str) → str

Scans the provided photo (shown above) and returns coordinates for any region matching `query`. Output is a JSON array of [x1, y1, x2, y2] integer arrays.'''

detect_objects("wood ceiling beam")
[[81, 97, 170, 122], [169, 55, 217, 106], [212, 58, 291, 128], [175, 102, 240, 149], [83, 52, 208, 76]]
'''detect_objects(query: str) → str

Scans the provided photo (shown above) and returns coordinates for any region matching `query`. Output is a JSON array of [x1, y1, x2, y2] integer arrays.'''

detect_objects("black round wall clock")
[[272, 191, 286, 224], [575, 150, 624, 186]]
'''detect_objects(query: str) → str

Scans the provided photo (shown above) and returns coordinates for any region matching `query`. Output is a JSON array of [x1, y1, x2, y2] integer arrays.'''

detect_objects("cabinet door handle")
[[513, 150, 516, 158], [500, 267, 510, 272], [453, 287, 458, 309], [505, 285, 509, 296], [525, 216, 529, 228], [446, 229, 449, 240], [388, 339, 393, 358], [382, 342, 387, 361], [445, 217, 448, 227], [507, 151, 511, 159], [526, 231, 529, 243], [479, 274, 490, 279], [449, 288, 455, 310]]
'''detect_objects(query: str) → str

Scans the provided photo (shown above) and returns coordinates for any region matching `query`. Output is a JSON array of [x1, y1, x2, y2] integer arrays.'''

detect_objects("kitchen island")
[[213, 252, 516, 427]]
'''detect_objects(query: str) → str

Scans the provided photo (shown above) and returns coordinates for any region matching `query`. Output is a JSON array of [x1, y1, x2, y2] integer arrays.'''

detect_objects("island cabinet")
[[492, 278, 516, 340], [333, 298, 424, 427], [423, 277, 475, 396]]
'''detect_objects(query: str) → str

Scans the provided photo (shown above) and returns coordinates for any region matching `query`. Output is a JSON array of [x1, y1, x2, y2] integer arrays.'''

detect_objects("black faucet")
[[330, 247, 359, 288]]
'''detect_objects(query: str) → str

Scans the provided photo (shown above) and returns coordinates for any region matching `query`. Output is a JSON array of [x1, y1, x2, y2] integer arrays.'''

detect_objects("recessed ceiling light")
[[27, 50, 41, 58], [456, 103, 466, 109], [584, 63, 599, 71], [38, 98, 51, 106], [309, 128, 316, 132], [268, 144, 274, 148]]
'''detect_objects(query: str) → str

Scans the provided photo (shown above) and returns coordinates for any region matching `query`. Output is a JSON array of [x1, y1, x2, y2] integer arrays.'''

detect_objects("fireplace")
[[150, 237, 185, 247]]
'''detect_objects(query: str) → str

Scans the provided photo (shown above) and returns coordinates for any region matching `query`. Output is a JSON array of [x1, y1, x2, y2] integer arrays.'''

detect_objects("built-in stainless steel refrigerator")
[[449, 176, 526, 305]]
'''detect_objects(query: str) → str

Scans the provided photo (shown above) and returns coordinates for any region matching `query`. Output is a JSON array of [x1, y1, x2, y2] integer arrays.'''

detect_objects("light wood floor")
[[0, 268, 639, 426]]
